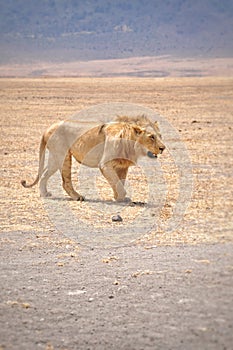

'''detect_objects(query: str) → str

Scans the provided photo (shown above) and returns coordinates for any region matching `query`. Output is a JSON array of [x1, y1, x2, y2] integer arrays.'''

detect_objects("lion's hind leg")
[[62, 152, 84, 201], [39, 153, 58, 197]]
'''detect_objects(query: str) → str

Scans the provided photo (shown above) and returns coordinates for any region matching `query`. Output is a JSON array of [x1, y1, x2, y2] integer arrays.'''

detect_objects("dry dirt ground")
[[0, 77, 233, 349]]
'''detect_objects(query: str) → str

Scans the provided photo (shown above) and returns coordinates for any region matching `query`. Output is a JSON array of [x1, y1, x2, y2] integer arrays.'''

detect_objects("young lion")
[[21, 115, 165, 201]]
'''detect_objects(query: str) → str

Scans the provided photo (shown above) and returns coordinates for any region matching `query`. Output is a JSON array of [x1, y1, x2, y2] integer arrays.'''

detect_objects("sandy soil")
[[0, 77, 233, 349]]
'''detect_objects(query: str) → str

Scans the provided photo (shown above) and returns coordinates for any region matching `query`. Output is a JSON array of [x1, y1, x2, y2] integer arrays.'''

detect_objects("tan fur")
[[21, 116, 165, 201]]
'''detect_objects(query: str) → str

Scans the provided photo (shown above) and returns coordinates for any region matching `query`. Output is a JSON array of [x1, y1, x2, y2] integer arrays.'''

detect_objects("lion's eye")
[[150, 135, 155, 141]]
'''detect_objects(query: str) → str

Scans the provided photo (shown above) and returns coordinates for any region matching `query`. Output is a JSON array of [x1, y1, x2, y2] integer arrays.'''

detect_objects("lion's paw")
[[76, 195, 85, 202], [115, 196, 131, 203], [40, 192, 52, 198]]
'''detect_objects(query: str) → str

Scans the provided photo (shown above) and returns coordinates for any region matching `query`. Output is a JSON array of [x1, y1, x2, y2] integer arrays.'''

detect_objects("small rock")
[[102, 256, 119, 263], [22, 302, 31, 309], [112, 214, 123, 222], [67, 290, 86, 296]]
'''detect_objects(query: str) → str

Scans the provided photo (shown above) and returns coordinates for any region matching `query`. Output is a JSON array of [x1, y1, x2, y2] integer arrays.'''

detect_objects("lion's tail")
[[21, 135, 47, 188]]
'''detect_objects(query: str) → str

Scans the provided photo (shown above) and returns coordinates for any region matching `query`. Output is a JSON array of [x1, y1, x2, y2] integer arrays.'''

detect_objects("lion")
[[21, 115, 165, 202]]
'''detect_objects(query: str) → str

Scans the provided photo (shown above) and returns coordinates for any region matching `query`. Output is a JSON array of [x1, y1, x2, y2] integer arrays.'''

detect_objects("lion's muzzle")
[[147, 144, 165, 158], [147, 151, 157, 158]]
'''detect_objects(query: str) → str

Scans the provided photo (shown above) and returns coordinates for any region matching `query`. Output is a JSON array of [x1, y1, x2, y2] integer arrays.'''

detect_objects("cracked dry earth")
[[0, 77, 233, 350]]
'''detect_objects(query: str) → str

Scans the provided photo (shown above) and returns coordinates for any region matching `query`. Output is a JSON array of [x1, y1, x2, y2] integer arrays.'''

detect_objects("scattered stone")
[[131, 270, 154, 278], [6, 300, 31, 309], [22, 303, 31, 309], [67, 290, 86, 296], [194, 259, 211, 264], [112, 214, 123, 222], [102, 256, 119, 263]]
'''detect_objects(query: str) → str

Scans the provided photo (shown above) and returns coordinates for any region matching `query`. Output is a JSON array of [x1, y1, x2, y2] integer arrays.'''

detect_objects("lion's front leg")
[[115, 166, 131, 202], [62, 151, 84, 201], [100, 163, 127, 202], [115, 167, 129, 187]]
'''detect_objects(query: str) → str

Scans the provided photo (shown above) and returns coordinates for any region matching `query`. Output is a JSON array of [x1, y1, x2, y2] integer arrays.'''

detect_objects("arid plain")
[[1, 77, 232, 245], [0, 77, 233, 350]]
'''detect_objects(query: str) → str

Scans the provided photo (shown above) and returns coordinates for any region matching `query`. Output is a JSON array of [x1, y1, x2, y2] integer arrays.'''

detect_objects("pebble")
[[112, 214, 123, 222]]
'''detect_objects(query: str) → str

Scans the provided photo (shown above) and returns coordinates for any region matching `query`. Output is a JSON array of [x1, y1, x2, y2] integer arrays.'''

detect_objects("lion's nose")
[[159, 146, 165, 153]]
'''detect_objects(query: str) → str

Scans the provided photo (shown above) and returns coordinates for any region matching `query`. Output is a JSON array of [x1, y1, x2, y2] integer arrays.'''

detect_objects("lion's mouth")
[[147, 151, 157, 158]]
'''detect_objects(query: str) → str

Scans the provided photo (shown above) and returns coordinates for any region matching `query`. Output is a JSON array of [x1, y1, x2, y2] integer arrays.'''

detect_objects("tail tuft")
[[21, 180, 27, 187]]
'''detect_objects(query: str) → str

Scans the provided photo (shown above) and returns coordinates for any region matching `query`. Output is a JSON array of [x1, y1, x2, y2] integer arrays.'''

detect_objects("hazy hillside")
[[0, 0, 233, 64]]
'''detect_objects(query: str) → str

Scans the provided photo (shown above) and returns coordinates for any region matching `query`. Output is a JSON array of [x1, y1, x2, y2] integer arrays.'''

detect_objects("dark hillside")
[[0, 0, 232, 63]]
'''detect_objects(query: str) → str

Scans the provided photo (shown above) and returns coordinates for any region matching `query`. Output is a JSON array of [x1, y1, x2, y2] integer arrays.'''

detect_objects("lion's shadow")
[[46, 196, 147, 207]]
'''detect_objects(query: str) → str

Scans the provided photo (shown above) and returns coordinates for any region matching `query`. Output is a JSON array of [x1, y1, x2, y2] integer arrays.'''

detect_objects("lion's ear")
[[98, 124, 105, 134], [133, 125, 144, 135]]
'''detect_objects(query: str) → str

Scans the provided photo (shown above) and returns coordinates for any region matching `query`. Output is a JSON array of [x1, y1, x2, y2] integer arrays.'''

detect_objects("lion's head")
[[114, 115, 165, 159], [134, 125, 165, 158], [100, 119, 165, 169]]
